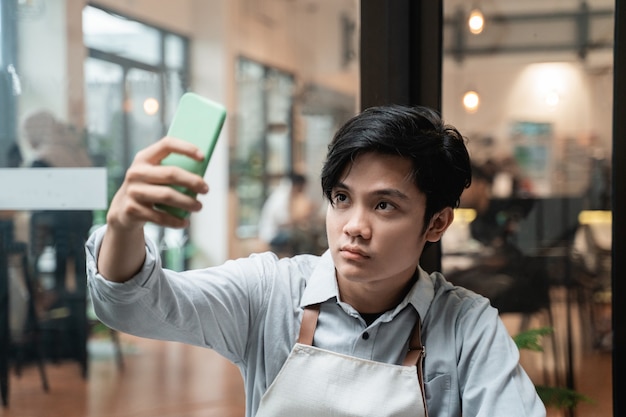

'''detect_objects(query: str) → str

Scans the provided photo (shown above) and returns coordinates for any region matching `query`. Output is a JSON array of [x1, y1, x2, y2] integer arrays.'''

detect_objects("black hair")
[[320, 104, 472, 231]]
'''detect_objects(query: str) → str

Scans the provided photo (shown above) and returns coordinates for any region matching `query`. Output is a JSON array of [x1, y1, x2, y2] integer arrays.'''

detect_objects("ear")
[[425, 207, 455, 243]]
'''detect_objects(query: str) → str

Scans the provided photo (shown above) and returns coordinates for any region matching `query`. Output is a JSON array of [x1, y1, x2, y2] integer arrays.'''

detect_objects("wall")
[[232, 0, 358, 96], [187, 0, 230, 266]]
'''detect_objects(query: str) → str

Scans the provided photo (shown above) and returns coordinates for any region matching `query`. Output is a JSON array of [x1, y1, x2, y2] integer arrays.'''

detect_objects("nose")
[[343, 207, 372, 240]]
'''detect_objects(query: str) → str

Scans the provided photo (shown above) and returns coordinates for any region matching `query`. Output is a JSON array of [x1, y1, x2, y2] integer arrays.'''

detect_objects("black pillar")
[[360, 0, 443, 272]]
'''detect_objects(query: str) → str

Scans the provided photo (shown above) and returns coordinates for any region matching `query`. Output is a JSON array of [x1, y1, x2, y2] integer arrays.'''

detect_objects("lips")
[[340, 246, 370, 259]]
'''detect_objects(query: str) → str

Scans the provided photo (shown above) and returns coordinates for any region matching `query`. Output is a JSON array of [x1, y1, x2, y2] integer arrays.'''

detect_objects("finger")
[[135, 136, 206, 165], [118, 198, 190, 229], [111, 183, 200, 228], [126, 182, 204, 214], [126, 163, 209, 195]]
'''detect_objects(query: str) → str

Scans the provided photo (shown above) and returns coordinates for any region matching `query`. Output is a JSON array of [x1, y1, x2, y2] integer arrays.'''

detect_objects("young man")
[[86, 105, 545, 417]]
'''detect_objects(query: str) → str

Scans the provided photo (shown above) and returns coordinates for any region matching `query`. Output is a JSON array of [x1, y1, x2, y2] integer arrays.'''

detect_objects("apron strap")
[[298, 303, 321, 345], [402, 315, 425, 366], [402, 314, 428, 417]]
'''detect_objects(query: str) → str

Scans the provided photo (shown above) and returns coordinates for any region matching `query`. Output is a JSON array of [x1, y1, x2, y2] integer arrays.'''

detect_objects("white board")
[[0, 168, 108, 210]]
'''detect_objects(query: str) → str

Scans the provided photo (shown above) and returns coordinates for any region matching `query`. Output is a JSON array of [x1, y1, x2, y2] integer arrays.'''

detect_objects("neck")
[[337, 269, 419, 314]]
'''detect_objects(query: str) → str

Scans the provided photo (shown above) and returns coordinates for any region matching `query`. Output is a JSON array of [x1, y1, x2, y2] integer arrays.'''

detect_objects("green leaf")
[[514, 327, 594, 410], [536, 385, 594, 409], [513, 327, 554, 352]]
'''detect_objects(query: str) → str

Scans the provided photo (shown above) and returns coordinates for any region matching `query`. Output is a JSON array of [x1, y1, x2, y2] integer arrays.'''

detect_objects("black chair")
[[29, 211, 124, 376], [447, 198, 562, 387], [29, 210, 92, 377], [1, 219, 49, 406], [570, 222, 612, 351], [7, 241, 50, 392]]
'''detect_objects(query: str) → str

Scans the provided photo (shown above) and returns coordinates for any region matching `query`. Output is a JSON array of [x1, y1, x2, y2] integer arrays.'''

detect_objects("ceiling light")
[[463, 90, 480, 113], [468, 9, 485, 35]]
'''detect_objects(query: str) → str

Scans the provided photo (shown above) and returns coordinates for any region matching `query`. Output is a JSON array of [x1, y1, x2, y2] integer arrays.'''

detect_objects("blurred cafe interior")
[[0, 0, 623, 416]]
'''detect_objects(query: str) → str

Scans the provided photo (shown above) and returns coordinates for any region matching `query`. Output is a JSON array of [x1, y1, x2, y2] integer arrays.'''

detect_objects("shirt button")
[[362, 332, 370, 340]]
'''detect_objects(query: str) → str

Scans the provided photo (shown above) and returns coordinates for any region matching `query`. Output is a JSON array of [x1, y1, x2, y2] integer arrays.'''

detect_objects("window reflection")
[[234, 58, 295, 238], [442, 0, 613, 414]]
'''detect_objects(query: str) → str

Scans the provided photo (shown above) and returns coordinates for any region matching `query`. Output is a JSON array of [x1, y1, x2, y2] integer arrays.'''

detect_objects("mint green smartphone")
[[156, 92, 227, 219]]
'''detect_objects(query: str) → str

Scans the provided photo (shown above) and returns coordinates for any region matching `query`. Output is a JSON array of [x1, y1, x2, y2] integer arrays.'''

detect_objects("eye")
[[376, 201, 395, 211], [331, 191, 349, 206]]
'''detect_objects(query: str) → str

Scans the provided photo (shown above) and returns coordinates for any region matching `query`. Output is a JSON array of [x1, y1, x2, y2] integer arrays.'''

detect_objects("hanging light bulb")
[[463, 90, 480, 113], [468, 8, 485, 35], [143, 97, 160, 115]]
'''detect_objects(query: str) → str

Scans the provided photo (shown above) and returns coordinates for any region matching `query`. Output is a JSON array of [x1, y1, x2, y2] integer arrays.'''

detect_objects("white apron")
[[255, 304, 428, 417]]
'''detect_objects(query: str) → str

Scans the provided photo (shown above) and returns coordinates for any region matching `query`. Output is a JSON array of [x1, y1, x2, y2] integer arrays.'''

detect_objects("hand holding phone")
[[156, 93, 227, 218]]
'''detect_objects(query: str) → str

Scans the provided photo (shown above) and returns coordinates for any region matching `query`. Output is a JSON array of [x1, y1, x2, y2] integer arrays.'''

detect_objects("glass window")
[[83, 5, 188, 200], [165, 34, 186, 70], [441, 1, 613, 415], [83, 6, 162, 67], [126, 68, 163, 157], [233, 58, 295, 238], [84, 57, 124, 201]]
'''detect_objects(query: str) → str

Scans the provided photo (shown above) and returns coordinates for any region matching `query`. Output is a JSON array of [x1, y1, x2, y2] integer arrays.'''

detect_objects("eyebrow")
[[334, 181, 411, 201]]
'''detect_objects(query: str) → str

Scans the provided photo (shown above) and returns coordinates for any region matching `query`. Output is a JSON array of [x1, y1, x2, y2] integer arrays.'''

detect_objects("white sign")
[[0, 168, 108, 210]]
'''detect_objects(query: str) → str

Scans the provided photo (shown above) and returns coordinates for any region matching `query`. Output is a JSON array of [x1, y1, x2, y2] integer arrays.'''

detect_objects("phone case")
[[156, 92, 227, 219]]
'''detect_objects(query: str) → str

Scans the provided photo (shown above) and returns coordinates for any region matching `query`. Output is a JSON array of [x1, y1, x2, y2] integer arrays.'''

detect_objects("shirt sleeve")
[[455, 296, 546, 417], [85, 225, 276, 365]]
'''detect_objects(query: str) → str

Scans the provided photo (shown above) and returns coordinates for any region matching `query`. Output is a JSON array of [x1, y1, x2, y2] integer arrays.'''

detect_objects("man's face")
[[326, 152, 442, 300]]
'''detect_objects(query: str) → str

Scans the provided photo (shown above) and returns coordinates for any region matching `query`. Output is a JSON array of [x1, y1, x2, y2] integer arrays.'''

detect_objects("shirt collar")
[[300, 250, 436, 321], [403, 267, 436, 321], [299, 250, 338, 307]]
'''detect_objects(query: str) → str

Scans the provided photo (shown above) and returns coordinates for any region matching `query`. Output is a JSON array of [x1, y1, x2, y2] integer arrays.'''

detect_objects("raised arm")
[[97, 136, 209, 282]]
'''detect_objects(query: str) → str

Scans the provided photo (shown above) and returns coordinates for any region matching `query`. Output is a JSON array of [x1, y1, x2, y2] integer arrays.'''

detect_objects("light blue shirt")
[[86, 226, 545, 417]]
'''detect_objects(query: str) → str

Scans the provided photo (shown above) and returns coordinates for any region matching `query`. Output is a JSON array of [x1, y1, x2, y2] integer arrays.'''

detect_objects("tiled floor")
[[0, 286, 613, 417]]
